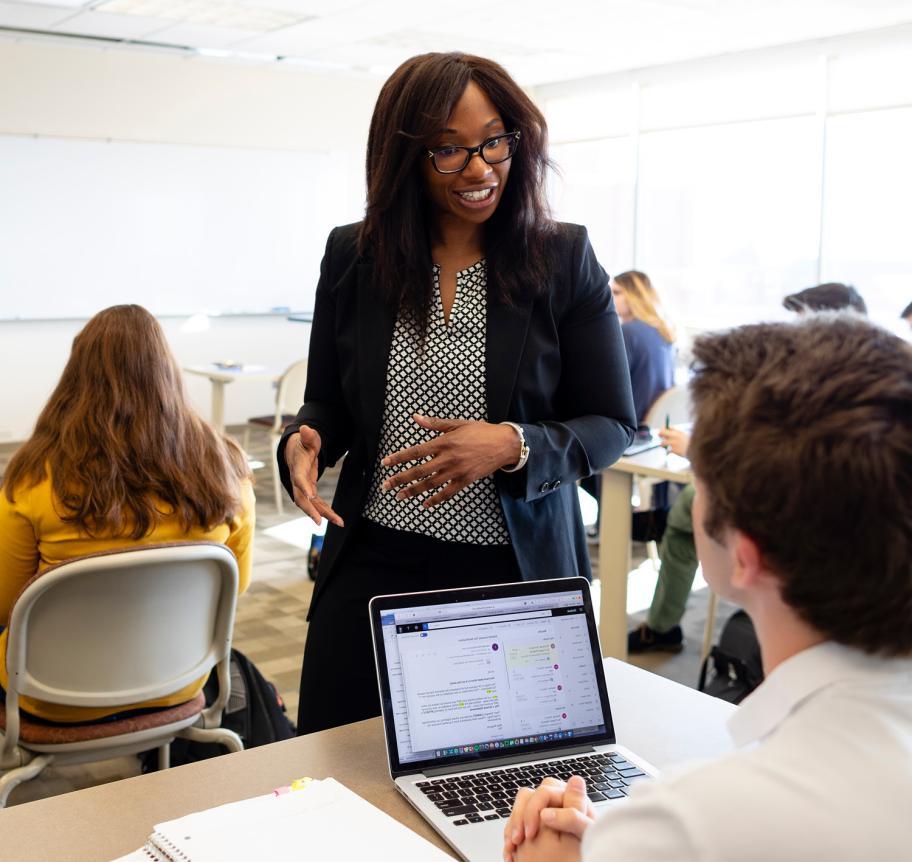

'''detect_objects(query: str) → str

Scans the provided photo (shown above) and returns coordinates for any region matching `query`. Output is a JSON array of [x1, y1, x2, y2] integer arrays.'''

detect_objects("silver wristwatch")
[[500, 421, 530, 472]]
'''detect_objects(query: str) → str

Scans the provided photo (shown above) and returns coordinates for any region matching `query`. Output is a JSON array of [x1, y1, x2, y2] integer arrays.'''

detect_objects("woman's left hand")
[[381, 414, 521, 508]]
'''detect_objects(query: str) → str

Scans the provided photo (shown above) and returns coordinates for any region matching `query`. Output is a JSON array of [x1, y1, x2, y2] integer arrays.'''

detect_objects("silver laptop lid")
[[369, 577, 617, 778]]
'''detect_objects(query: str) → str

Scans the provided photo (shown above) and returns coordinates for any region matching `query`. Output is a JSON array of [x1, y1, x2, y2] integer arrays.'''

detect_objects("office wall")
[[0, 39, 382, 440], [0, 39, 378, 150], [0, 316, 313, 441]]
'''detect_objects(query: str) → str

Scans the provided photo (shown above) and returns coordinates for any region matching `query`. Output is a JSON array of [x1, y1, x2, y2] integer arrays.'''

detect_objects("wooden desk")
[[597, 449, 692, 660], [182, 364, 279, 432], [0, 660, 733, 861]]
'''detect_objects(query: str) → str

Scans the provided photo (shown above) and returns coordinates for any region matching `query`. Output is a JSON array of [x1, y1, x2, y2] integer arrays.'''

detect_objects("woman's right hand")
[[284, 426, 344, 527]]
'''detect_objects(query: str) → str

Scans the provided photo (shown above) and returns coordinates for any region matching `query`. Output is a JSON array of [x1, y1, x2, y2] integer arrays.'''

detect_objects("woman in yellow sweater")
[[0, 304, 255, 723]]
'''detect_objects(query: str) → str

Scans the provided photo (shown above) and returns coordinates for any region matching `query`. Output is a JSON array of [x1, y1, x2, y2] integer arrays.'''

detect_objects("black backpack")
[[141, 648, 295, 771], [698, 610, 764, 704]]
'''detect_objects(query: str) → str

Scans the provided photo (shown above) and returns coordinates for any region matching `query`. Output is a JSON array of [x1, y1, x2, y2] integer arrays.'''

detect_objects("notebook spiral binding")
[[144, 831, 192, 862]]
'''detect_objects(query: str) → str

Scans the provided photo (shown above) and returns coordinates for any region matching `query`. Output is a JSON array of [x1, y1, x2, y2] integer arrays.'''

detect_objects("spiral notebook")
[[112, 778, 451, 862]]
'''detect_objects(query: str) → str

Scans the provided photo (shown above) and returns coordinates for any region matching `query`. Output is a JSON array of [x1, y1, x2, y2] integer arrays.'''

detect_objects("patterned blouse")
[[361, 261, 511, 545]]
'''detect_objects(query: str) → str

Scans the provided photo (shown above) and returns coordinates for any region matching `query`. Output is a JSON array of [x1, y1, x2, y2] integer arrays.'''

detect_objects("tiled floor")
[[1, 433, 734, 808]]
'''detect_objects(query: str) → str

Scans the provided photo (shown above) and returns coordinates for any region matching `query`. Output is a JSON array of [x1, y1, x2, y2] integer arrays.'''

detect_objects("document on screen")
[[398, 629, 509, 752], [397, 612, 587, 752]]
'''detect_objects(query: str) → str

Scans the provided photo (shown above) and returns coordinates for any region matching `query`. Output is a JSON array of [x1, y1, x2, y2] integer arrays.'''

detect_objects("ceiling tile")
[[48, 9, 178, 38], [4, 0, 912, 85], [238, 0, 367, 12], [231, 8, 394, 54], [0, 0, 78, 29], [148, 20, 270, 48], [10, 0, 93, 7]]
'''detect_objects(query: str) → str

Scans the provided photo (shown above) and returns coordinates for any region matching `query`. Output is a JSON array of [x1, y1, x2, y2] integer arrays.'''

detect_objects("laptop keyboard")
[[415, 752, 649, 826]]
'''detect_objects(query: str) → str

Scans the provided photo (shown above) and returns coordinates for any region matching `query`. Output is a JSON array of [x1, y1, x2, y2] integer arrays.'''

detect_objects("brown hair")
[[613, 270, 675, 343], [4, 305, 250, 539], [782, 282, 867, 315], [359, 52, 555, 326], [687, 314, 912, 655]]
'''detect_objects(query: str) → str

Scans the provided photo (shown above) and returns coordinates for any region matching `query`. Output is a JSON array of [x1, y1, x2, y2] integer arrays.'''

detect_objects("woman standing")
[[610, 270, 676, 427], [0, 305, 254, 722], [278, 53, 636, 734]]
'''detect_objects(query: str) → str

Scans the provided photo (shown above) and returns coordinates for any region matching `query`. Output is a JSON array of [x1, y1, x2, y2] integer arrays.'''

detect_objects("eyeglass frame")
[[426, 131, 521, 174]]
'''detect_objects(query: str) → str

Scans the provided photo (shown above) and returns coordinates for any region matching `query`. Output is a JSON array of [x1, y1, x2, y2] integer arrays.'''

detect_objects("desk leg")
[[598, 469, 633, 660], [210, 380, 227, 433]]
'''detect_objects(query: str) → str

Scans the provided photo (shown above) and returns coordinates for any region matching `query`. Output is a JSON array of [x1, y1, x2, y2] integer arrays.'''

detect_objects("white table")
[[597, 448, 693, 659], [182, 364, 279, 432], [0, 659, 734, 861]]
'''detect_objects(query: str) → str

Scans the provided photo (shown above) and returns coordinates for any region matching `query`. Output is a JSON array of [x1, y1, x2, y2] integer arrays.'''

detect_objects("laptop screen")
[[370, 577, 616, 777]]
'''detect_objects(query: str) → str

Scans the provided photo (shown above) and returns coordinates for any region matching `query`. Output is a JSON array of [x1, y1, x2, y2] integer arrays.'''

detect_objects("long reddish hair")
[[4, 305, 250, 538]]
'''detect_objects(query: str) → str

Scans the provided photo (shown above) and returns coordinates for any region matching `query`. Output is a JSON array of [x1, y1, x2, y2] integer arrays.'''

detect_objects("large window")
[[550, 137, 636, 275], [636, 117, 820, 329], [821, 107, 912, 326], [539, 35, 912, 336]]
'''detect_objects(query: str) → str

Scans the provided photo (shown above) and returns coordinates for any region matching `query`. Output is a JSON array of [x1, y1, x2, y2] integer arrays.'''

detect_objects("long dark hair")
[[4, 304, 251, 539], [359, 52, 555, 325]]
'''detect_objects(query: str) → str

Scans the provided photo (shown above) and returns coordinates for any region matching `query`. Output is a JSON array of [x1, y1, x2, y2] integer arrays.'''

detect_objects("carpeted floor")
[[0, 433, 736, 807]]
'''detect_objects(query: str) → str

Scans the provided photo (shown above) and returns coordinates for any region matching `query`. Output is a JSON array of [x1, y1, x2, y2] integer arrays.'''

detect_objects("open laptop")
[[369, 577, 659, 862], [623, 428, 663, 456]]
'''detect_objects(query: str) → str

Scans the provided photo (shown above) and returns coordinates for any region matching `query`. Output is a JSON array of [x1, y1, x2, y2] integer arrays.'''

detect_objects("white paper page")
[[149, 778, 451, 862]]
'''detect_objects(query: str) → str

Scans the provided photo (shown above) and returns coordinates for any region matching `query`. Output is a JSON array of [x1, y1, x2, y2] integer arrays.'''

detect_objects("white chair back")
[[273, 359, 308, 432], [0, 543, 243, 805], [5, 543, 237, 713], [643, 385, 691, 430]]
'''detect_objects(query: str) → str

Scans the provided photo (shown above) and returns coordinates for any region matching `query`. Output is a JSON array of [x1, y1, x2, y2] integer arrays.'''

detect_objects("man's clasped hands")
[[502, 775, 595, 862]]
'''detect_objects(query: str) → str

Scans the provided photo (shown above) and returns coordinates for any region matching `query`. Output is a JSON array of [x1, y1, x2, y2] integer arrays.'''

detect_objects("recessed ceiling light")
[[277, 56, 354, 72], [195, 46, 231, 57], [94, 0, 311, 32], [234, 49, 278, 61]]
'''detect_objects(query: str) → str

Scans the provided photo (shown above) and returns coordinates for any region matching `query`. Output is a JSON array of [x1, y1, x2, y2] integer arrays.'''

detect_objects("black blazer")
[[278, 221, 635, 608]]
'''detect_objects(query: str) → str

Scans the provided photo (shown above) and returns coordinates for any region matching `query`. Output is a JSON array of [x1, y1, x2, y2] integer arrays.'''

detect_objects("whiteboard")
[[0, 135, 338, 320]]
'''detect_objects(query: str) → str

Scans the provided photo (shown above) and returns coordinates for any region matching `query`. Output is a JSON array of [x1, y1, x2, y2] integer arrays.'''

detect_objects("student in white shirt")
[[503, 313, 912, 862]]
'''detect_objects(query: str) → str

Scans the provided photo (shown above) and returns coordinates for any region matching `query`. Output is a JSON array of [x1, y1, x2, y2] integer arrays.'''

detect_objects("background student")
[[629, 283, 869, 653], [610, 270, 676, 428], [277, 52, 636, 735], [580, 269, 675, 528], [781, 281, 867, 314], [626, 425, 695, 652], [0, 304, 254, 723], [504, 313, 912, 861]]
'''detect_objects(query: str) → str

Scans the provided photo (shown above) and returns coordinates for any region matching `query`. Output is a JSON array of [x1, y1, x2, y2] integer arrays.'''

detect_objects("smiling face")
[[421, 80, 512, 233]]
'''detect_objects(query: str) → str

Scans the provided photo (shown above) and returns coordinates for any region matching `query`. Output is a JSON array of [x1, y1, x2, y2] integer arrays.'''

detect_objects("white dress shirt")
[[583, 642, 912, 861]]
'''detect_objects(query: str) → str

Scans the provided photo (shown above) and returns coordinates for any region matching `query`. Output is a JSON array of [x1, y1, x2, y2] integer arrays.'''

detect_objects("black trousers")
[[297, 519, 521, 735]]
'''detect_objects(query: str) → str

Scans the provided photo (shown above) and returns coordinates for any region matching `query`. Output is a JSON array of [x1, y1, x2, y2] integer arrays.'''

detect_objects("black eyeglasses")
[[426, 131, 521, 174]]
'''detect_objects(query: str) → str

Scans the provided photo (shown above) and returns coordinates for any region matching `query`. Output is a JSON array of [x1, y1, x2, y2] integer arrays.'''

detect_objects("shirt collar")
[[727, 641, 912, 748]]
